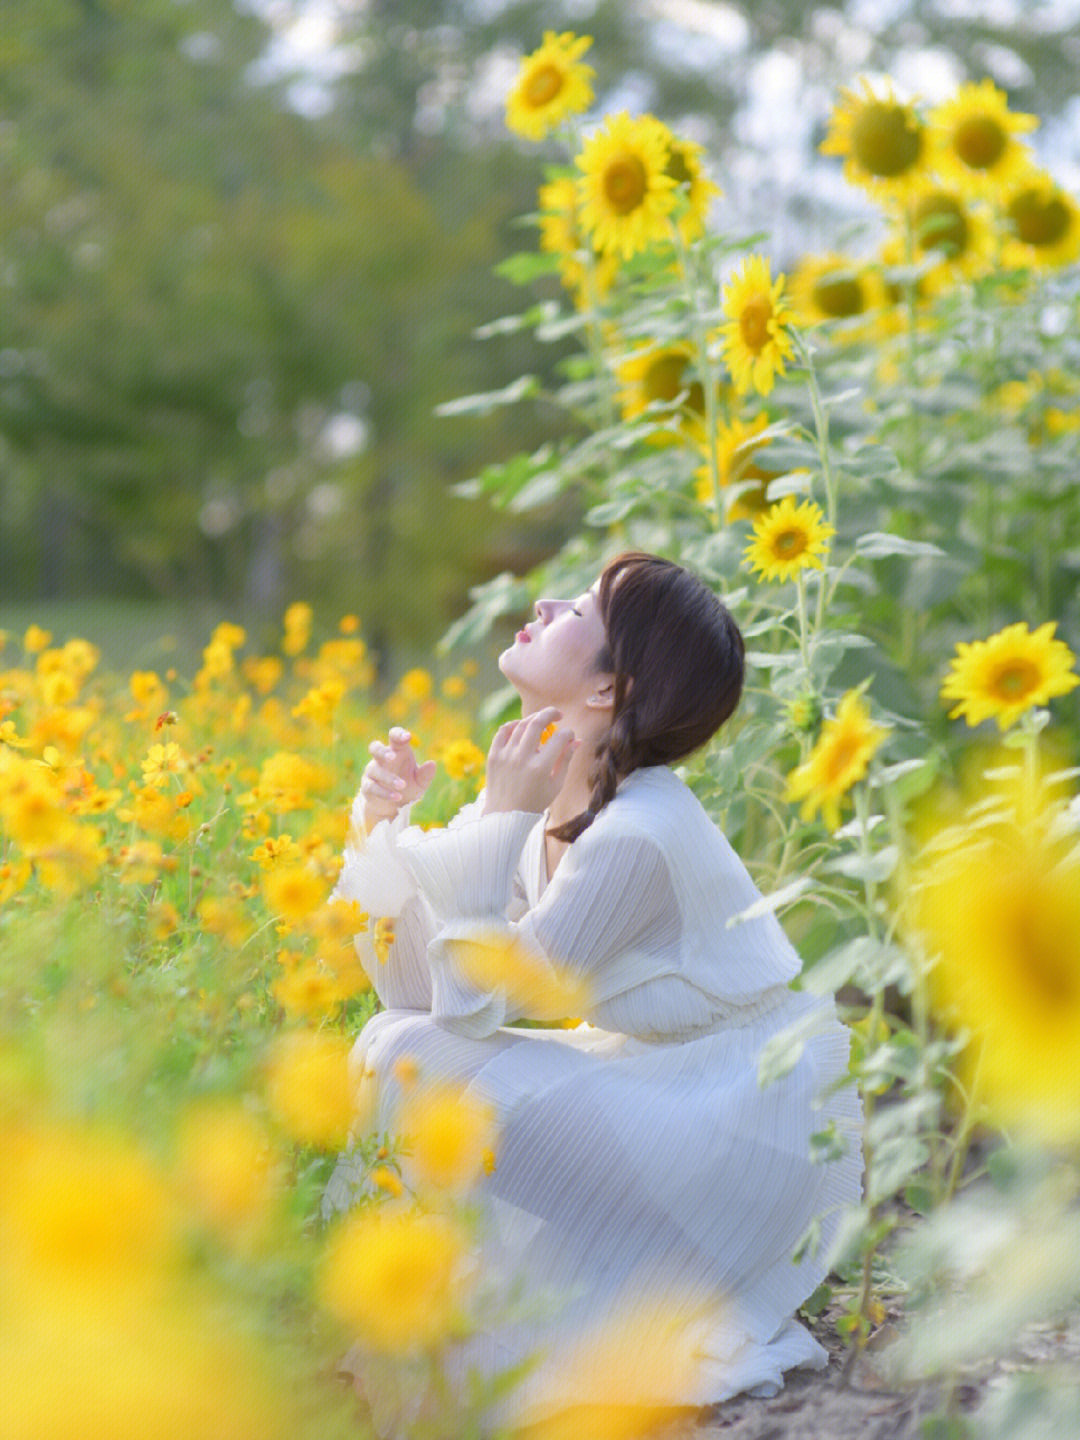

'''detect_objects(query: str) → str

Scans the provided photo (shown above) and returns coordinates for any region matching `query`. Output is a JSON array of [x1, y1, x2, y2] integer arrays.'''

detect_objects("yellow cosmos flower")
[[907, 769, 1080, 1142], [282, 600, 313, 656], [940, 621, 1079, 730], [929, 80, 1038, 195], [397, 667, 433, 703], [719, 255, 796, 396], [264, 1030, 353, 1149], [399, 1082, 497, 1193], [262, 863, 325, 920], [665, 133, 720, 242], [176, 1100, 279, 1244], [576, 111, 679, 260], [22, 624, 52, 654], [743, 494, 834, 582], [140, 741, 185, 788], [318, 1209, 471, 1354], [785, 690, 890, 831], [438, 737, 486, 782], [1001, 174, 1080, 269], [506, 31, 595, 141], [447, 930, 591, 1021], [820, 76, 928, 200]]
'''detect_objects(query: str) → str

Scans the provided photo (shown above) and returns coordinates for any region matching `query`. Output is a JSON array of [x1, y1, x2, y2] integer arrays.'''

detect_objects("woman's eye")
[[571, 607, 582, 617]]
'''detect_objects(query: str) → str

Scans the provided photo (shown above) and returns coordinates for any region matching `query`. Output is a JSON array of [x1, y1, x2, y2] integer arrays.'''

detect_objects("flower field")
[[4, 32, 1080, 1440]]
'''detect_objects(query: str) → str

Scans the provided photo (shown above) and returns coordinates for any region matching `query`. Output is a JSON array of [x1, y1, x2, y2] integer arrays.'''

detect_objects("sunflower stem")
[[795, 333, 839, 635], [670, 217, 724, 529]]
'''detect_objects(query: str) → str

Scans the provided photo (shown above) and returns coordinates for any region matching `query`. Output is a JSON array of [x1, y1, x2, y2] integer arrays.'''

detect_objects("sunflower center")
[[913, 194, 968, 257], [1008, 189, 1070, 247], [603, 154, 648, 215], [644, 353, 689, 403], [1008, 895, 1078, 1009], [739, 296, 773, 353], [851, 102, 922, 178], [524, 63, 564, 109], [773, 528, 808, 559], [813, 274, 865, 318], [953, 115, 1006, 170], [989, 658, 1039, 700]]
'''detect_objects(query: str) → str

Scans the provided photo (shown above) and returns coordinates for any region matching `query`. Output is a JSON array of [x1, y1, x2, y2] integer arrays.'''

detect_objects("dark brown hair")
[[547, 551, 745, 843]]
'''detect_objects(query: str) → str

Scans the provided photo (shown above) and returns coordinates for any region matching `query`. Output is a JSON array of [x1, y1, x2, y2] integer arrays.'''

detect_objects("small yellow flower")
[[820, 76, 928, 200], [576, 111, 679, 260], [264, 1030, 353, 1149], [506, 30, 595, 141], [23, 624, 52, 654], [282, 601, 313, 656], [263, 863, 326, 921], [719, 255, 796, 397], [438, 737, 486, 782], [743, 494, 834, 582], [399, 1082, 497, 1193], [176, 1100, 279, 1243], [447, 930, 590, 1021], [140, 741, 185, 788], [940, 621, 1079, 730], [250, 834, 301, 871], [784, 690, 890, 830], [373, 915, 396, 963], [317, 1208, 470, 1353], [397, 667, 433, 703]]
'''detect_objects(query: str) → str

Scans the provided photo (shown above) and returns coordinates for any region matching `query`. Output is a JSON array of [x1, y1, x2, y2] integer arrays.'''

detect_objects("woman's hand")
[[358, 728, 437, 833], [482, 708, 578, 817]]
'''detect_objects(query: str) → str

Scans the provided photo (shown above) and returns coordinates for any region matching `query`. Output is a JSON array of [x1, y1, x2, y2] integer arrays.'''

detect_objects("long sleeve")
[[331, 791, 531, 1011], [403, 816, 680, 1040]]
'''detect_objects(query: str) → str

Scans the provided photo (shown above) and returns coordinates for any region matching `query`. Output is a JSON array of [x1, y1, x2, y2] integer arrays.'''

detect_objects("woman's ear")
[[585, 674, 618, 712]]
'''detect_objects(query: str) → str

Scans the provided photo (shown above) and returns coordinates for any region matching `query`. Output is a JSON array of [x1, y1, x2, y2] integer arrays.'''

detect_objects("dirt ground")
[[658, 1302, 1080, 1440]]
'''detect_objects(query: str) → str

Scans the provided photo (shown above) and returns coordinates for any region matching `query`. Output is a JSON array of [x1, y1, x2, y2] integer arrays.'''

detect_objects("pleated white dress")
[[327, 765, 862, 1429]]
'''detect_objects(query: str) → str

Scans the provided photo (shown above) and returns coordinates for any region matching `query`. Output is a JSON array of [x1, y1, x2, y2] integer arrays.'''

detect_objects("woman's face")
[[498, 583, 610, 712]]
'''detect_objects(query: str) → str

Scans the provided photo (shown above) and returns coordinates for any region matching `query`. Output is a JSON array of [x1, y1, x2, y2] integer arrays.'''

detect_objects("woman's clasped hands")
[[482, 707, 579, 816]]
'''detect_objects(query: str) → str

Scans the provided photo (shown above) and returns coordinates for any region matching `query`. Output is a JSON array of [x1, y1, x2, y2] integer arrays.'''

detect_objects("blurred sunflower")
[[785, 690, 890, 830], [537, 175, 620, 301], [694, 412, 779, 521], [940, 621, 1079, 730], [929, 80, 1037, 196], [790, 253, 880, 327], [743, 494, 833, 582], [1001, 175, 1080, 269], [907, 770, 1080, 1142], [902, 185, 996, 284], [820, 77, 928, 200], [506, 31, 594, 141], [664, 133, 720, 241], [576, 111, 679, 260], [719, 255, 795, 396], [616, 340, 703, 426]]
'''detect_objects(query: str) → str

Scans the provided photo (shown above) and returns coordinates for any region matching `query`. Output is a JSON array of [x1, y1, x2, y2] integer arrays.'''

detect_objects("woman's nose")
[[535, 599, 554, 622]]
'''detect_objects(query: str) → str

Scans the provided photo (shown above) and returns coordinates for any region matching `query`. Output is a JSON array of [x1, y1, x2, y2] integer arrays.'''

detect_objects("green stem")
[[671, 217, 723, 528]]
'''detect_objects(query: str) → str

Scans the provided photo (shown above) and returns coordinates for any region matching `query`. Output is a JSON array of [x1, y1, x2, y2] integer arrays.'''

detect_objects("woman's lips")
[[516, 629, 531, 643]]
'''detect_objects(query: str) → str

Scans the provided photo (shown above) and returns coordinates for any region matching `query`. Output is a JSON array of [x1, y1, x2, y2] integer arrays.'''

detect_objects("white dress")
[[328, 765, 863, 1429]]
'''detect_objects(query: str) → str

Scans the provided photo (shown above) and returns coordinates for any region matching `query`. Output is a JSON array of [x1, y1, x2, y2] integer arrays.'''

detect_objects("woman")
[[328, 552, 862, 1430]]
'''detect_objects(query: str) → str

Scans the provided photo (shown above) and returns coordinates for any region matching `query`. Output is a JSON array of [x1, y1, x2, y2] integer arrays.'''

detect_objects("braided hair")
[[547, 552, 745, 844]]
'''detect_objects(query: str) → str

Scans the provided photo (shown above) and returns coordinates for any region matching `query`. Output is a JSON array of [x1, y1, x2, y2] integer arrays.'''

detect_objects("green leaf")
[[824, 845, 899, 883], [434, 374, 540, 418], [799, 1280, 833, 1316], [855, 532, 947, 559], [494, 252, 564, 285], [727, 876, 814, 928]]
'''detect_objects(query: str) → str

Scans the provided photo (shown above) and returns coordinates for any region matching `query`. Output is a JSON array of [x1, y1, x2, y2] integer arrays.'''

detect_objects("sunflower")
[[719, 255, 796, 397], [506, 31, 595, 142], [907, 771, 1080, 1142], [940, 621, 1079, 730], [575, 111, 679, 260], [820, 76, 928, 201], [1001, 175, 1080, 269], [929, 80, 1038, 196], [694, 412, 779, 521], [664, 133, 721, 242], [790, 253, 884, 329], [537, 175, 620, 302], [742, 493, 834, 582], [784, 690, 890, 830], [900, 184, 996, 285], [616, 340, 703, 424]]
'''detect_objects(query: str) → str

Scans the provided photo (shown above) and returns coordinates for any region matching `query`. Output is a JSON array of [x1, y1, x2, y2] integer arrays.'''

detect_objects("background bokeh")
[[3, 0, 1078, 673]]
